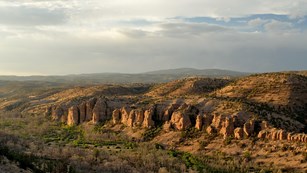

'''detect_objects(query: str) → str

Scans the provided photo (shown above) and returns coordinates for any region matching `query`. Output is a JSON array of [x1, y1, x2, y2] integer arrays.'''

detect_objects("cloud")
[[264, 20, 293, 32], [248, 18, 268, 27], [0, 6, 67, 26], [158, 22, 231, 37], [0, 0, 306, 75]]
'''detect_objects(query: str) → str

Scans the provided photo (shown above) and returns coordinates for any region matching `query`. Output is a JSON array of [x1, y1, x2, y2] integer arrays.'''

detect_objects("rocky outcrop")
[[202, 114, 213, 128], [121, 107, 131, 126], [85, 98, 97, 121], [127, 110, 136, 127], [78, 102, 86, 123], [220, 117, 234, 139], [110, 106, 155, 128], [211, 114, 224, 129], [260, 121, 269, 130], [47, 97, 307, 144], [135, 109, 144, 126], [143, 108, 155, 128], [162, 104, 180, 122], [195, 115, 203, 130], [170, 108, 191, 131], [243, 120, 255, 137], [258, 128, 306, 143], [163, 121, 171, 132], [47, 97, 113, 126], [92, 98, 108, 124], [112, 109, 121, 124], [67, 106, 79, 126], [206, 125, 216, 135], [51, 106, 64, 122], [234, 128, 244, 139]]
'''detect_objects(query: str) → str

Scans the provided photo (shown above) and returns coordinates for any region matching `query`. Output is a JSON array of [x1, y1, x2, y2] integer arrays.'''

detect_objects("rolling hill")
[[0, 68, 248, 84]]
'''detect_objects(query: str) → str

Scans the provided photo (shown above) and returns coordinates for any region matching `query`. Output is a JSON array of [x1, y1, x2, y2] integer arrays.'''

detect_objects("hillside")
[[0, 71, 306, 172], [215, 73, 307, 107], [214, 73, 307, 132], [146, 77, 230, 97]]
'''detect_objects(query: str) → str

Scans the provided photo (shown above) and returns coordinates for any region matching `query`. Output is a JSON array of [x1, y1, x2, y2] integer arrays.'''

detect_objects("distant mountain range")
[[0, 68, 249, 84]]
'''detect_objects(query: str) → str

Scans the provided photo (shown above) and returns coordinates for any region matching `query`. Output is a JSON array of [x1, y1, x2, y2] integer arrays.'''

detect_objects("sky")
[[0, 0, 307, 75]]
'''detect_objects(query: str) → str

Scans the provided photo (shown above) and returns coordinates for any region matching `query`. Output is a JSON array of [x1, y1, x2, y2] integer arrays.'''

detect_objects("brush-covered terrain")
[[0, 71, 306, 173]]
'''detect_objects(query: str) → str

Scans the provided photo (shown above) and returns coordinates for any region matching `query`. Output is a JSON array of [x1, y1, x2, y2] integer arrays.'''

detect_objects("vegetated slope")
[[0, 82, 151, 114], [215, 73, 307, 107], [0, 71, 307, 172], [146, 77, 231, 97], [214, 73, 307, 132], [0, 81, 69, 100], [0, 81, 71, 112]]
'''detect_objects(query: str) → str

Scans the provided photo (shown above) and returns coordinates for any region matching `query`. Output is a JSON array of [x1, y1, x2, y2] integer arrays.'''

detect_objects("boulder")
[[67, 106, 79, 126]]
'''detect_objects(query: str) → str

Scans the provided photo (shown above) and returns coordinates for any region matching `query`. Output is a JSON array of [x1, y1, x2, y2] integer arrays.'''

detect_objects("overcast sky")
[[0, 0, 306, 75]]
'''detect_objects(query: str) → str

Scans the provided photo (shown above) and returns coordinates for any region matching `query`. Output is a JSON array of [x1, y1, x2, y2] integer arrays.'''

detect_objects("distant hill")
[[0, 68, 249, 84], [145, 68, 249, 76]]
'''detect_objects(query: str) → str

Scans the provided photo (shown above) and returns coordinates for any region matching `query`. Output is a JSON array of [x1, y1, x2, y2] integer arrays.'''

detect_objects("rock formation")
[[78, 102, 86, 123], [135, 109, 144, 126], [243, 120, 255, 137], [85, 98, 97, 121], [127, 110, 136, 127], [112, 109, 121, 124], [206, 125, 216, 135], [219, 117, 234, 139], [92, 98, 108, 124], [67, 106, 79, 126], [143, 108, 155, 128], [211, 114, 224, 129], [234, 128, 244, 139], [257, 128, 306, 143], [51, 106, 64, 122], [195, 115, 203, 130], [46, 97, 307, 144], [170, 110, 191, 131]]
